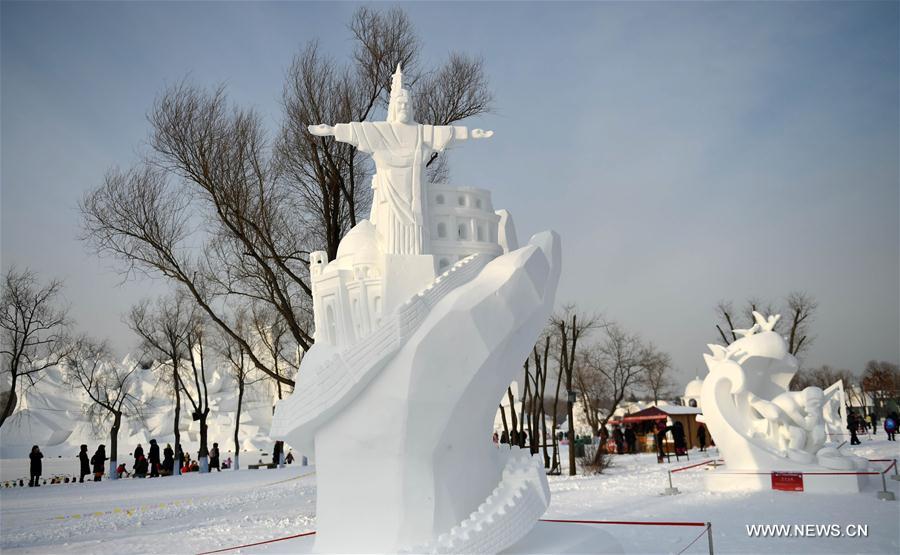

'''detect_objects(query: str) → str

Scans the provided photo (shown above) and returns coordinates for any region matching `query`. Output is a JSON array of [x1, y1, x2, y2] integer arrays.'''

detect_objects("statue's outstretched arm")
[[308, 124, 336, 137]]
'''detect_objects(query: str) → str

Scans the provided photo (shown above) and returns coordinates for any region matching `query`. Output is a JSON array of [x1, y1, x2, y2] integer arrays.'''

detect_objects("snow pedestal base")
[[705, 465, 867, 494]]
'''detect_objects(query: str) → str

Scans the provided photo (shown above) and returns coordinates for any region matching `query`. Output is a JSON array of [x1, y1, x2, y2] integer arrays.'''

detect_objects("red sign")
[[771, 471, 804, 492]]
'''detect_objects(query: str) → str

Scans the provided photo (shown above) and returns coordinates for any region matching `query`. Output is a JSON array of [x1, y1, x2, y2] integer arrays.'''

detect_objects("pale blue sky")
[[2, 1, 898, 387]]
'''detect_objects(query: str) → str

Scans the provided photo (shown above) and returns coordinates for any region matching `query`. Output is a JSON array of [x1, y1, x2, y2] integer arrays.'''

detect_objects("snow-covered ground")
[[1, 440, 898, 554]]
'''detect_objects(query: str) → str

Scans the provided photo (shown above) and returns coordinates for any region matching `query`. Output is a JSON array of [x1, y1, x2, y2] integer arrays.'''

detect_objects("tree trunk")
[[499, 404, 510, 448], [234, 381, 244, 471], [198, 410, 210, 473], [173, 368, 182, 476], [506, 387, 518, 444], [519, 377, 529, 449], [0, 374, 18, 429], [550, 372, 563, 474], [109, 413, 121, 481]]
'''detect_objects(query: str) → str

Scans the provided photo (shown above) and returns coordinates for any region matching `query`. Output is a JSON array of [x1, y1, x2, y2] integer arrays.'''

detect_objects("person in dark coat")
[[78, 444, 90, 483], [272, 440, 284, 466], [697, 425, 707, 452], [91, 445, 107, 481], [848, 412, 861, 445], [29, 445, 43, 487], [209, 442, 220, 472], [624, 425, 637, 454], [133, 443, 144, 461], [884, 412, 898, 442], [612, 426, 625, 455], [148, 439, 160, 477], [162, 443, 174, 476], [500, 430, 509, 444], [672, 421, 687, 455], [133, 455, 149, 478]]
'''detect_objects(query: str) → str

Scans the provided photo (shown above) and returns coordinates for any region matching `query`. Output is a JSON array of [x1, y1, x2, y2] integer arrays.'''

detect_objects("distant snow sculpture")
[[700, 311, 869, 493], [272, 64, 560, 553]]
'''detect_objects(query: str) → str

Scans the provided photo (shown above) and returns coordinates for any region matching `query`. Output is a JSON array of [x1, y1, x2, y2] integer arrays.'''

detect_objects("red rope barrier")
[[198, 519, 713, 554], [708, 471, 879, 476], [196, 531, 316, 555], [671, 459, 717, 473], [675, 524, 710, 555], [541, 518, 706, 527]]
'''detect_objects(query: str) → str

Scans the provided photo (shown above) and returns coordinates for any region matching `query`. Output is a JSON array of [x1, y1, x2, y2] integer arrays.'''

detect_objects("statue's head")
[[387, 63, 413, 124], [803, 387, 825, 414]]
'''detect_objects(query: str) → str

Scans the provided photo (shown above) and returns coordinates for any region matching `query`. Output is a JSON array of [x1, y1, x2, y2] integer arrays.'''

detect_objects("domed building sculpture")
[[682, 376, 703, 408]]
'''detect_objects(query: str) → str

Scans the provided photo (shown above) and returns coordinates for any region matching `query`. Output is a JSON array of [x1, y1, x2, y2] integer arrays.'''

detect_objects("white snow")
[[1, 440, 897, 554]]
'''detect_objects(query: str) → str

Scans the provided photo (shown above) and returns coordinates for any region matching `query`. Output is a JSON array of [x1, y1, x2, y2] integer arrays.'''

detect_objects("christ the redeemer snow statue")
[[309, 65, 492, 256], [272, 64, 560, 553]]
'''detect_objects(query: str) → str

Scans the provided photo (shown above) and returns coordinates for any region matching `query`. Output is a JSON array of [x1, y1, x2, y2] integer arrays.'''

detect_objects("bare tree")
[[573, 352, 602, 436], [550, 306, 598, 476], [128, 293, 193, 475], [581, 323, 652, 431], [81, 7, 493, 389], [65, 338, 142, 480], [179, 312, 213, 472], [82, 90, 308, 388], [790, 364, 856, 391], [250, 304, 295, 402], [217, 308, 264, 471], [0, 268, 70, 428], [641, 347, 673, 405], [714, 292, 817, 358], [862, 360, 899, 416]]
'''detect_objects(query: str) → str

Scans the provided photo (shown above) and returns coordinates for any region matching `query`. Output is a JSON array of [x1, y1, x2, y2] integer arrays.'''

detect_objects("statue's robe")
[[333, 122, 468, 255]]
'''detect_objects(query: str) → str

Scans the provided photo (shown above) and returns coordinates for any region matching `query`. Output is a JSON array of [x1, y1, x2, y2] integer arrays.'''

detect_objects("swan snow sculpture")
[[271, 65, 560, 553], [700, 311, 869, 493]]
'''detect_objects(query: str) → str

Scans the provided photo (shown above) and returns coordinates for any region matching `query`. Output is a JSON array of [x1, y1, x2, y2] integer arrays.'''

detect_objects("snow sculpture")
[[272, 65, 560, 553], [700, 312, 869, 493]]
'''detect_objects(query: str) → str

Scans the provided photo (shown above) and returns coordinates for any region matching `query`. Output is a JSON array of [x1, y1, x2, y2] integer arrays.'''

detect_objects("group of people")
[[492, 430, 530, 448], [23, 440, 291, 487], [610, 425, 639, 455], [848, 410, 899, 444]]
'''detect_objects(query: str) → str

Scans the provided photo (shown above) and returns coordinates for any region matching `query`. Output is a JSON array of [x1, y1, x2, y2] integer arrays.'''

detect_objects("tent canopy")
[[616, 405, 702, 424]]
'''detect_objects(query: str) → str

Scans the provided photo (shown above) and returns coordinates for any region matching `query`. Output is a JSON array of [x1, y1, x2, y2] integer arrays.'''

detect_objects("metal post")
[[891, 458, 899, 482], [706, 522, 714, 555], [663, 469, 680, 495], [877, 469, 896, 501]]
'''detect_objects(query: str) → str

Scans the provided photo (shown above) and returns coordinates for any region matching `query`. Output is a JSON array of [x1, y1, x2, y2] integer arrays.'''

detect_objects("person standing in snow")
[[133, 443, 144, 461], [697, 425, 707, 452], [91, 445, 107, 481], [148, 439, 160, 477], [162, 443, 174, 476], [624, 425, 637, 454], [272, 441, 284, 466], [29, 446, 43, 487], [612, 425, 625, 455], [78, 444, 90, 483], [209, 443, 220, 472], [848, 412, 862, 445], [133, 455, 148, 478], [884, 412, 898, 441]]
